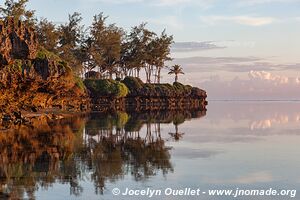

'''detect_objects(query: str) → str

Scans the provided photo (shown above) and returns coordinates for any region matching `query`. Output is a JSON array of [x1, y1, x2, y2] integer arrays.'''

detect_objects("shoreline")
[[0, 103, 207, 131]]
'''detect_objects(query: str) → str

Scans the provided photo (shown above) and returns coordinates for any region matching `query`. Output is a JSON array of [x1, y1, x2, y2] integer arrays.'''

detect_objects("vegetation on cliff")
[[122, 77, 206, 98], [84, 76, 206, 100], [84, 79, 128, 98]]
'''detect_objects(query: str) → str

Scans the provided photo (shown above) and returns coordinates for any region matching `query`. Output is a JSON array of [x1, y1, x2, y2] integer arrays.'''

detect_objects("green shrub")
[[36, 47, 73, 76], [84, 79, 129, 98], [142, 83, 156, 96], [173, 82, 192, 95], [122, 76, 144, 95], [84, 79, 111, 95], [155, 83, 176, 97], [36, 51, 47, 60], [36, 47, 61, 61], [113, 82, 129, 98]]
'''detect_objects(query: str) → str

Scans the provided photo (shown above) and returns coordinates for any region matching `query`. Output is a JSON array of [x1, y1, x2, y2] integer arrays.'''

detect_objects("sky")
[[20, 0, 300, 99]]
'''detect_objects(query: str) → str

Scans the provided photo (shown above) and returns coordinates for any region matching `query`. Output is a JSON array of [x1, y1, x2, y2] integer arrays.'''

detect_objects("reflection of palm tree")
[[169, 123, 185, 141], [168, 64, 184, 83]]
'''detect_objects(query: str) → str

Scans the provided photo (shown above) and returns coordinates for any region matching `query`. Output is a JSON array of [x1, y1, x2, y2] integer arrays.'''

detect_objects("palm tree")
[[168, 64, 184, 83]]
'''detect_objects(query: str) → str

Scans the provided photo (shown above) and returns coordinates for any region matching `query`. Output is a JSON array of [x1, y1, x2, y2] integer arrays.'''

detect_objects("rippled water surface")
[[1, 102, 300, 199]]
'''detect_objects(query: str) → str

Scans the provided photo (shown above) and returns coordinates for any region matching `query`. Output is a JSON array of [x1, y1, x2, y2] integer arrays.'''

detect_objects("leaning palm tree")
[[168, 64, 184, 83]]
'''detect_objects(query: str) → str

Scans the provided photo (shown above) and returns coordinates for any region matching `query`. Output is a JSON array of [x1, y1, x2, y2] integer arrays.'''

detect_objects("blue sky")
[[19, 0, 300, 99]]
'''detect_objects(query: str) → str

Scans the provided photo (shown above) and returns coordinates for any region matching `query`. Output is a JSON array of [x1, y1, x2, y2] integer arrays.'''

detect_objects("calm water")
[[1, 102, 300, 200]]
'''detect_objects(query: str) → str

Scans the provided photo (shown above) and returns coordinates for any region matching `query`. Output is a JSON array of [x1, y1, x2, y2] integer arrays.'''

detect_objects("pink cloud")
[[200, 71, 300, 100]]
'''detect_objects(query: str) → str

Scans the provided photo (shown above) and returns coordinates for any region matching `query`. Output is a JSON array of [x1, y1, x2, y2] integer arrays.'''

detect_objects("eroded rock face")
[[0, 17, 37, 66], [0, 18, 90, 114]]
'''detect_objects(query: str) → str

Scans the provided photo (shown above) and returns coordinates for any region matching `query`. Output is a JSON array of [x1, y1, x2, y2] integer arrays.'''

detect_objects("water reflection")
[[208, 101, 300, 130], [0, 110, 206, 199]]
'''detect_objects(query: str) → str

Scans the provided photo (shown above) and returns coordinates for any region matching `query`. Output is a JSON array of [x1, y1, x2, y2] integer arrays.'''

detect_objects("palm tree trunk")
[[157, 68, 161, 83]]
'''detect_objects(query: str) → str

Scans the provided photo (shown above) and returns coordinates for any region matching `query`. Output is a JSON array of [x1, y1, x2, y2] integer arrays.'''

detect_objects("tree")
[[78, 36, 97, 76], [0, 0, 36, 25], [88, 13, 106, 75], [103, 24, 123, 79], [58, 12, 83, 74], [149, 30, 173, 83], [36, 18, 59, 53], [168, 64, 184, 83], [88, 13, 123, 79], [122, 24, 173, 83], [123, 23, 155, 82]]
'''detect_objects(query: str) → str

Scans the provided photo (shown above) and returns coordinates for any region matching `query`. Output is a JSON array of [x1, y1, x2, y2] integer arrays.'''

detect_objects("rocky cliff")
[[0, 18, 90, 116], [0, 18, 37, 65]]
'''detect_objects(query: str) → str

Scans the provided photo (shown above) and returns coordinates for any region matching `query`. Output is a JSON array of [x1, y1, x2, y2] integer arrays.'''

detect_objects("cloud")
[[200, 71, 300, 100], [248, 70, 294, 84], [170, 56, 300, 73], [200, 15, 277, 26], [172, 41, 226, 52], [174, 56, 261, 64], [171, 56, 264, 72]]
